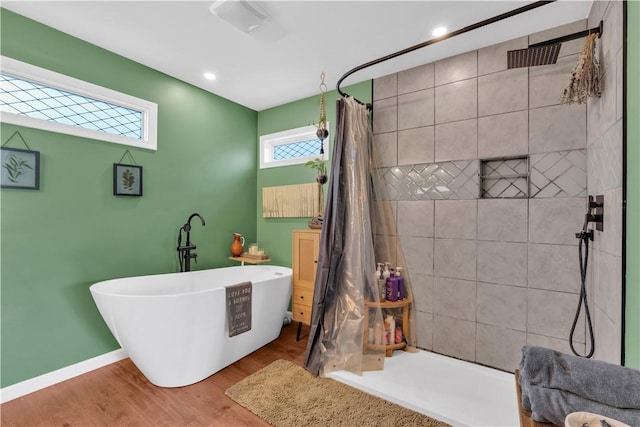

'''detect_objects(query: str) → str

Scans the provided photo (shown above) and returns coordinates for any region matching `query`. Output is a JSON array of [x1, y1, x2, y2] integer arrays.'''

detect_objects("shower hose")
[[569, 230, 595, 358]]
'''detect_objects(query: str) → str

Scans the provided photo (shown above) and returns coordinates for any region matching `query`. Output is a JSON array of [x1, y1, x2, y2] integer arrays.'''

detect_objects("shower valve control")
[[587, 195, 604, 232]]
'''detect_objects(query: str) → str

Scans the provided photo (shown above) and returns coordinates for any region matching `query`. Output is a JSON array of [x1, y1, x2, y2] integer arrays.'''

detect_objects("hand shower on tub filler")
[[177, 213, 206, 272]]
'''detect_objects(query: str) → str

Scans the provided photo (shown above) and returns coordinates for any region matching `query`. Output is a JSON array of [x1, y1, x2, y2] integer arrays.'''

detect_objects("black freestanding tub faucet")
[[177, 213, 206, 272]]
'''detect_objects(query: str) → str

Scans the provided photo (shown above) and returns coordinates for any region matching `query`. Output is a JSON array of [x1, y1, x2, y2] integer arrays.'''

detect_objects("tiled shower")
[[373, 0, 623, 371]]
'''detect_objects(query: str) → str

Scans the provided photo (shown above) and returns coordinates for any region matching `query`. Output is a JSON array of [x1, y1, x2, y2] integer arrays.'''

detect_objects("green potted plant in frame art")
[[1, 147, 40, 190], [113, 163, 143, 197]]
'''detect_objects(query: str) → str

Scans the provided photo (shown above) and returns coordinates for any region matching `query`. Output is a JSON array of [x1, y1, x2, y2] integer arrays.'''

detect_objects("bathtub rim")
[[89, 264, 292, 298]]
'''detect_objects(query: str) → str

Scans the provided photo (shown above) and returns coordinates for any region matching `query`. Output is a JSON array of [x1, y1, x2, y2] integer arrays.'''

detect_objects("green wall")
[[0, 9, 258, 387], [256, 82, 372, 268], [626, 0, 640, 369]]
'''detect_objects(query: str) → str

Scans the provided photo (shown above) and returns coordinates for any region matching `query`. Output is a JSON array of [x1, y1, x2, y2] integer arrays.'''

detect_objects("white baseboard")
[[0, 348, 127, 404]]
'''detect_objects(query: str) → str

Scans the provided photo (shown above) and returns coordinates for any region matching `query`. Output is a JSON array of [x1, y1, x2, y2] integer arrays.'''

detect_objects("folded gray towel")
[[520, 346, 640, 409], [525, 383, 640, 426]]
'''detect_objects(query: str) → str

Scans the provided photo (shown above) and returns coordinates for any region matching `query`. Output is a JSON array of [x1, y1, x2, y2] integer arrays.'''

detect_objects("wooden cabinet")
[[292, 229, 321, 341]]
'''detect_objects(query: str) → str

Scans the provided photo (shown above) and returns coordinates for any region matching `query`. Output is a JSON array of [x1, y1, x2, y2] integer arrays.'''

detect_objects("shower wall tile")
[[374, 200, 397, 237], [477, 199, 528, 243], [529, 54, 579, 109], [526, 333, 584, 357], [434, 277, 476, 322], [529, 104, 586, 153], [398, 89, 435, 130], [477, 241, 527, 287], [398, 63, 435, 95], [435, 79, 477, 124], [528, 243, 580, 293], [529, 19, 587, 58], [373, 73, 397, 101], [476, 324, 526, 372], [596, 67, 618, 136], [594, 186, 622, 257], [593, 250, 622, 326], [433, 315, 476, 361], [434, 199, 477, 240], [434, 238, 476, 281], [375, 235, 397, 267], [373, 97, 397, 134], [601, 1, 623, 70], [477, 282, 527, 331], [593, 306, 622, 364], [399, 236, 433, 275], [529, 198, 585, 245], [530, 149, 587, 198], [478, 68, 528, 117], [397, 200, 434, 237], [527, 288, 585, 342], [478, 36, 528, 76], [588, 0, 606, 30], [381, 160, 479, 201], [435, 118, 478, 162], [398, 126, 434, 165], [414, 310, 433, 350], [373, 132, 397, 167], [434, 51, 477, 86], [477, 110, 528, 159], [587, 121, 623, 194], [411, 273, 434, 313]]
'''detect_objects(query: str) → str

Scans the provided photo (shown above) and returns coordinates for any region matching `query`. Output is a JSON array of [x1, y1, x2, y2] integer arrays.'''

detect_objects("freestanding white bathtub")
[[90, 265, 292, 387]]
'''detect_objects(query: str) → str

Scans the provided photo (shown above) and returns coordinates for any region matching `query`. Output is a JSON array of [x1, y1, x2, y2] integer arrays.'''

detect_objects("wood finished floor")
[[1, 323, 310, 427]]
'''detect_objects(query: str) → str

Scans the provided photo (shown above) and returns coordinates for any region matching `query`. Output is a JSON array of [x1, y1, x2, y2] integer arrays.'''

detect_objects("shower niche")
[[480, 156, 530, 199]]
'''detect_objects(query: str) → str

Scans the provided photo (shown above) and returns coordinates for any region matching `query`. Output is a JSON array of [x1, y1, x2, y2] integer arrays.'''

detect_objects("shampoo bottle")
[[395, 267, 405, 300], [385, 274, 398, 302]]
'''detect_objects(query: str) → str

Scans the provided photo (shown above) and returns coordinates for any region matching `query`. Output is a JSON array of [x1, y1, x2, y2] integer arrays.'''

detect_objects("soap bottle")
[[395, 267, 405, 300], [382, 262, 391, 280], [374, 321, 383, 345], [385, 274, 398, 302], [376, 263, 386, 301], [385, 315, 395, 346]]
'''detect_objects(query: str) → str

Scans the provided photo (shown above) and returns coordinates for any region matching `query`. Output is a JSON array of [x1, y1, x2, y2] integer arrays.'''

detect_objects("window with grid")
[[0, 56, 157, 150], [260, 124, 329, 169]]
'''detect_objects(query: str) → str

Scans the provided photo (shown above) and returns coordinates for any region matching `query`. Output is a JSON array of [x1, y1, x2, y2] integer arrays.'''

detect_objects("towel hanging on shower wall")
[[561, 33, 602, 105]]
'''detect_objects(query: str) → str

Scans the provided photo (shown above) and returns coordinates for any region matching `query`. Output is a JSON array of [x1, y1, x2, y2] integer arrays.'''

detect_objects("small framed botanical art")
[[113, 163, 143, 197], [1, 147, 40, 190]]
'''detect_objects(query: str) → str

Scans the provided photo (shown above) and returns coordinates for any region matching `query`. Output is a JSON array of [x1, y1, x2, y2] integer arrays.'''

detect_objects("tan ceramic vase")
[[230, 232, 245, 257]]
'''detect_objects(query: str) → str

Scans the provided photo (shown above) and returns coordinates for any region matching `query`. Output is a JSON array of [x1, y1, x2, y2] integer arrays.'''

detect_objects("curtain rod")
[[336, 0, 557, 107]]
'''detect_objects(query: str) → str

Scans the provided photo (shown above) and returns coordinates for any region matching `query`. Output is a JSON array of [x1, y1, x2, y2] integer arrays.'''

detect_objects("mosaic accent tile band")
[[379, 160, 480, 200], [378, 149, 587, 201], [530, 149, 587, 198]]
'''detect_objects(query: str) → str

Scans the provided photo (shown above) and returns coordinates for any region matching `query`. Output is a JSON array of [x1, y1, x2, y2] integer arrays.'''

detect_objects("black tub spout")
[[177, 213, 206, 272]]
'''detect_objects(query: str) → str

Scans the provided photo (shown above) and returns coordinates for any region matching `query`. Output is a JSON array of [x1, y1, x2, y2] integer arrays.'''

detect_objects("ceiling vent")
[[209, 0, 267, 34]]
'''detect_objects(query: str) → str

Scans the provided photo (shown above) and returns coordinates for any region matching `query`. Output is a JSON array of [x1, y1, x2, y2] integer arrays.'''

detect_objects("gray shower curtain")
[[303, 97, 386, 376]]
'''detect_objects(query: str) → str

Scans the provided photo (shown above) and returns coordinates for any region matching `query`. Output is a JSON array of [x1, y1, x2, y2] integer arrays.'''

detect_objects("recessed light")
[[432, 27, 447, 37], [204, 72, 217, 81]]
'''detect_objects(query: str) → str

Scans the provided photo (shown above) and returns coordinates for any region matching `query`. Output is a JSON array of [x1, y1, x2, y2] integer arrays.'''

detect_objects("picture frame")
[[1, 147, 40, 190], [113, 163, 143, 197]]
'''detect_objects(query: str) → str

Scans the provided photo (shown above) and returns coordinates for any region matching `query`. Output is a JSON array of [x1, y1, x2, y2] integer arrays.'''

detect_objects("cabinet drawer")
[[292, 302, 312, 325], [293, 287, 314, 306]]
